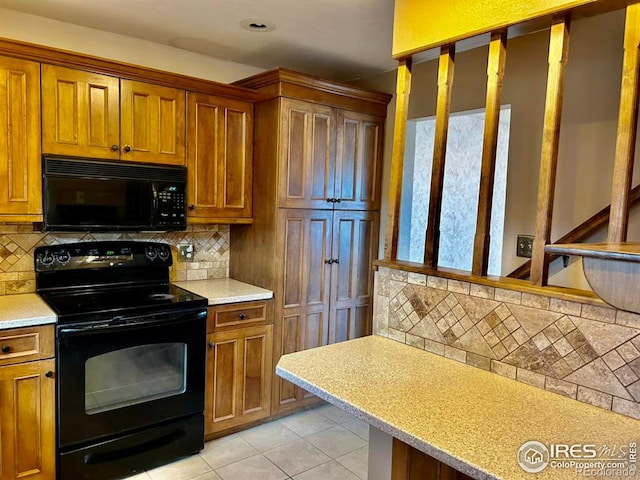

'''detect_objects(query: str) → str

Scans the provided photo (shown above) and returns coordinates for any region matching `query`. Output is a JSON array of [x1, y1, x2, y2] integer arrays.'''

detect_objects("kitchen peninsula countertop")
[[277, 335, 640, 480], [175, 278, 273, 305], [0, 293, 57, 329]]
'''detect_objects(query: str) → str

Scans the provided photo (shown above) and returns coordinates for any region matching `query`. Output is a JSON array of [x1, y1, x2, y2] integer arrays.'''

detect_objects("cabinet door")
[[278, 98, 336, 209], [0, 359, 55, 480], [328, 211, 379, 344], [186, 92, 252, 221], [334, 110, 384, 210], [273, 209, 332, 413], [205, 325, 272, 434], [0, 57, 41, 219], [120, 80, 186, 166], [41, 64, 120, 159]]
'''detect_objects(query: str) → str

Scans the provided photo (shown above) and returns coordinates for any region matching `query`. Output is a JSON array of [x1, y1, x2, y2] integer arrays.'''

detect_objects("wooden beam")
[[608, 0, 640, 243], [472, 31, 507, 276], [384, 57, 413, 260], [424, 45, 456, 267], [530, 16, 571, 286]]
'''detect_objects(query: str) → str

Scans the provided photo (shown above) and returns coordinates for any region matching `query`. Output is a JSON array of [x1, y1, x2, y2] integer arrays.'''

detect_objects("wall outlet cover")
[[178, 244, 195, 262], [516, 235, 534, 258]]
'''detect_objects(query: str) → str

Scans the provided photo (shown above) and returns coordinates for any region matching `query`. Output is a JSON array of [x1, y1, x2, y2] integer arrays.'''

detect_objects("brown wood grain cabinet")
[[0, 325, 55, 480], [231, 69, 391, 416], [42, 64, 186, 166], [186, 92, 253, 223], [41, 64, 120, 160], [0, 56, 42, 222], [205, 301, 273, 436]]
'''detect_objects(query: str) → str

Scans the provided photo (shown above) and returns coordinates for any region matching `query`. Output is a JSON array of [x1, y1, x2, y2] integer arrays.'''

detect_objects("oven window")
[[85, 343, 187, 415]]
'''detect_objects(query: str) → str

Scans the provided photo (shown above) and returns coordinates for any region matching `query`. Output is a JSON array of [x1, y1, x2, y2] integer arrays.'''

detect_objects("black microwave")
[[42, 155, 187, 232]]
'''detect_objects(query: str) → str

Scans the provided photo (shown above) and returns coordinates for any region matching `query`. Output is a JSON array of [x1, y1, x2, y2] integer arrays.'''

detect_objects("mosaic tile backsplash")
[[0, 224, 230, 295], [374, 266, 640, 421]]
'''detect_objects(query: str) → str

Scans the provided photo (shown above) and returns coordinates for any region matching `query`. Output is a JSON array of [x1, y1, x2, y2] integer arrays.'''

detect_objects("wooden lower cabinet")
[[0, 359, 55, 480], [205, 324, 273, 435]]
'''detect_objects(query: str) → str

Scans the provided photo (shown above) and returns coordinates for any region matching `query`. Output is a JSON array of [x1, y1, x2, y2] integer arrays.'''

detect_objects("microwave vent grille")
[[44, 156, 187, 183]]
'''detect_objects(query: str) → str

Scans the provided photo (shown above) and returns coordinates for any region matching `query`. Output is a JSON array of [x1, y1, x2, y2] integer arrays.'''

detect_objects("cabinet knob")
[[1, 345, 10, 353], [333, 259, 339, 264], [111, 144, 119, 152], [208, 342, 215, 349], [123, 145, 131, 153], [326, 198, 333, 203], [45, 371, 54, 378], [239, 313, 246, 320], [334, 198, 342, 203], [189, 205, 195, 210], [324, 259, 332, 264]]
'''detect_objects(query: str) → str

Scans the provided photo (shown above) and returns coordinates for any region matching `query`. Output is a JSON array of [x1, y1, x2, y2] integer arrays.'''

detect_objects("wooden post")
[[530, 16, 571, 286], [608, 0, 640, 243], [472, 31, 507, 276], [384, 57, 413, 260], [424, 44, 455, 267]]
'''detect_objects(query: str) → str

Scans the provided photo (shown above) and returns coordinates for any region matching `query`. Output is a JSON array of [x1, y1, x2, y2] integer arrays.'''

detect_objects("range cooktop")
[[40, 283, 207, 322]]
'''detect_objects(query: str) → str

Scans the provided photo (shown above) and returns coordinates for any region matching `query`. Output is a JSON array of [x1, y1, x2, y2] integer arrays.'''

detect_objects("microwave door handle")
[[151, 183, 159, 222]]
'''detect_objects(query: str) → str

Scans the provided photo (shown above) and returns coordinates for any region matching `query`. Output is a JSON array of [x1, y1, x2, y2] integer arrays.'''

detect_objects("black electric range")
[[35, 241, 208, 480]]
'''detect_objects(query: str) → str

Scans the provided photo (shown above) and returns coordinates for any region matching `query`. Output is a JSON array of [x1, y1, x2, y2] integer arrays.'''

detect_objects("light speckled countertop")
[[175, 278, 273, 305], [0, 294, 57, 329], [277, 335, 640, 480]]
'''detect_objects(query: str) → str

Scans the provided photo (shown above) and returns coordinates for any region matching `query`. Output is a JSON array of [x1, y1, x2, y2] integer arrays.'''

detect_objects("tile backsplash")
[[374, 266, 640, 421], [0, 224, 230, 295]]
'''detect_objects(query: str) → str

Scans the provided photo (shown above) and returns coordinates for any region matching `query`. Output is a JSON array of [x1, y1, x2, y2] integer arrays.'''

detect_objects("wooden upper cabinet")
[[41, 64, 120, 159], [0, 359, 55, 480], [278, 98, 336, 209], [120, 80, 186, 166], [0, 56, 42, 220], [335, 110, 384, 211], [186, 92, 253, 221]]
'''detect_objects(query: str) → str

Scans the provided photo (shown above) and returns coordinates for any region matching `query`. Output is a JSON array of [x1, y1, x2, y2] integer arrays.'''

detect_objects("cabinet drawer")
[[208, 301, 269, 332], [0, 325, 55, 366]]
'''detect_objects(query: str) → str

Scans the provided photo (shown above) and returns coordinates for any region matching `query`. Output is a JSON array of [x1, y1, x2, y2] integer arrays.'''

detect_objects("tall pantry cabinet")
[[230, 69, 391, 415]]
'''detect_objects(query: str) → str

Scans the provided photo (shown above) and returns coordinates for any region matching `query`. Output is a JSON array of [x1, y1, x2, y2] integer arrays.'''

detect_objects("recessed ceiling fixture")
[[240, 18, 276, 32]]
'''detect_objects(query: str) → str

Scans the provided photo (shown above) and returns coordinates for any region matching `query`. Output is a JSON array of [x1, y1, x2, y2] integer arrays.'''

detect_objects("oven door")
[[56, 309, 206, 448]]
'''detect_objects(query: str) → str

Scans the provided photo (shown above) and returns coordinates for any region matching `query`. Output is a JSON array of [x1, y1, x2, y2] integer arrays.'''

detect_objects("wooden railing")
[[383, 0, 640, 293], [509, 184, 640, 280]]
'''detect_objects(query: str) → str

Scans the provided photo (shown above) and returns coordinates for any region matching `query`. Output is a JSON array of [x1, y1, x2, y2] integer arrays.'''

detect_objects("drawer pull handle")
[[208, 342, 215, 349], [45, 371, 54, 378], [239, 313, 246, 320], [1, 346, 10, 354]]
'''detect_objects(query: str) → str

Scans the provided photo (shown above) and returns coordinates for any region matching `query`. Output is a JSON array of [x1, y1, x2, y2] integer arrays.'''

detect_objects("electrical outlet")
[[516, 235, 534, 258], [178, 244, 195, 262]]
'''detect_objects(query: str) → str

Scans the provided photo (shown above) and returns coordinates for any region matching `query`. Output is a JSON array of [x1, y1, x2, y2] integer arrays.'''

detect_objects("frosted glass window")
[[398, 107, 511, 276]]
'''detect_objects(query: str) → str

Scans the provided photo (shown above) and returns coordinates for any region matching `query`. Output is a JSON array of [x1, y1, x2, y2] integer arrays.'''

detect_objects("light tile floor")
[[128, 403, 369, 480]]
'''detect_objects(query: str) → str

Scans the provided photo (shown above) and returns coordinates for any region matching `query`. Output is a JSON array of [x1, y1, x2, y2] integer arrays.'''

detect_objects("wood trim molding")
[[0, 37, 261, 102], [373, 258, 606, 306], [233, 68, 392, 106]]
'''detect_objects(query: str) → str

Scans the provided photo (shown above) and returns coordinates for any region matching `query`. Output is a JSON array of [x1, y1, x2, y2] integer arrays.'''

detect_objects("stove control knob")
[[158, 246, 170, 261], [39, 251, 55, 267], [145, 246, 158, 261], [56, 249, 71, 265]]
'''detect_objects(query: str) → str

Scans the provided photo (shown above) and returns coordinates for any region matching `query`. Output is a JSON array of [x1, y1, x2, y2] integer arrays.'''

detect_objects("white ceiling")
[[0, 0, 398, 81]]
